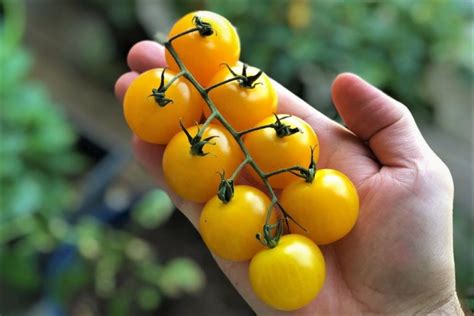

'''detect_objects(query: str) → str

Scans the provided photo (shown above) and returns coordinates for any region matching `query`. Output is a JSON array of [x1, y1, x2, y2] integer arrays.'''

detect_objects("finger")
[[127, 40, 167, 73], [274, 80, 331, 124], [274, 80, 377, 180], [114, 71, 138, 103], [132, 136, 202, 228], [332, 73, 430, 168]]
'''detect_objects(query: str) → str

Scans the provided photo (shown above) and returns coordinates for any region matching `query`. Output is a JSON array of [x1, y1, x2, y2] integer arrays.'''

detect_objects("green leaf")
[[158, 258, 205, 297], [132, 189, 174, 229]]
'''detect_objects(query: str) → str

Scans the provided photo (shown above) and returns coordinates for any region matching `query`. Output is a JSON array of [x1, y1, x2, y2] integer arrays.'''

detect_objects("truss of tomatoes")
[[123, 11, 359, 312]]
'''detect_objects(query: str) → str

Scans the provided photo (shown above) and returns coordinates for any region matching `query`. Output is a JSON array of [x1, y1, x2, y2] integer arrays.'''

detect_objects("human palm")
[[115, 41, 458, 315]]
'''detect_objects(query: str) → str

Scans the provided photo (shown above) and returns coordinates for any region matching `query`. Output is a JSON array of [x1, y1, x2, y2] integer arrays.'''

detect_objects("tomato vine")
[[159, 18, 316, 248]]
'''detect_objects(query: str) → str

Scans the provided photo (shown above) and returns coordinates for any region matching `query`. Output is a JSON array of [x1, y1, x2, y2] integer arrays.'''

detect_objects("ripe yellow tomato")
[[162, 124, 243, 203], [165, 11, 241, 86], [123, 68, 203, 144], [280, 169, 359, 245], [204, 64, 278, 131], [249, 234, 326, 311], [199, 185, 277, 261], [244, 115, 319, 188]]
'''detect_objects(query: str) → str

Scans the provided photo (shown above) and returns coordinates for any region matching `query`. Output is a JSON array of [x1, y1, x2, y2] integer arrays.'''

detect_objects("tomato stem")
[[205, 76, 245, 93], [195, 111, 217, 140], [237, 123, 276, 137], [216, 158, 249, 203], [168, 27, 202, 43], [162, 70, 185, 90], [264, 166, 308, 179], [276, 201, 308, 233], [230, 158, 250, 182]]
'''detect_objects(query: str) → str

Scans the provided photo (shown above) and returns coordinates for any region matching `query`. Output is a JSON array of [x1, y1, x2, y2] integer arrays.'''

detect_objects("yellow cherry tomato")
[[280, 169, 359, 245], [244, 114, 319, 189], [204, 63, 278, 131], [249, 234, 326, 311], [123, 68, 203, 144], [162, 124, 243, 203], [199, 185, 277, 261], [165, 11, 241, 86]]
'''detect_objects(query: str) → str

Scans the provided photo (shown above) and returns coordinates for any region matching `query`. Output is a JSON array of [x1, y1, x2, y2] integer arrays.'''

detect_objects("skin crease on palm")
[[115, 41, 462, 315]]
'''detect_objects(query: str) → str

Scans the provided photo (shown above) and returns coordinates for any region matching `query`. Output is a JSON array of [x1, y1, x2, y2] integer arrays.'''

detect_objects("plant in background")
[[0, 1, 204, 315], [0, 0, 83, 296], [52, 189, 204, 316]]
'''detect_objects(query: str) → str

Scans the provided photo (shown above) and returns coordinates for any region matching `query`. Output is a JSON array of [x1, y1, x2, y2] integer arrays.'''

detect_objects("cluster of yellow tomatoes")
[[123, 11, 359, 312]]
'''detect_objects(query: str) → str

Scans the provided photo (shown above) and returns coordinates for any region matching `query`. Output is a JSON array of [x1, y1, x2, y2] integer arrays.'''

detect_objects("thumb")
[[332, 73, 430, 168]]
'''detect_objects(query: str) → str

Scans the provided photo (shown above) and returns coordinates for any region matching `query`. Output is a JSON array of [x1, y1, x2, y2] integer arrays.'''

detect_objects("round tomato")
[[244, 114, 319, 189], [162, 124, 243, 203], [199, 185, 277, 261], [249, 234, 325, 311], [204, 63, 278, 131], [123, 68, 203, 144], [165, 11, 240, 86], [280, 169, 359, 245]]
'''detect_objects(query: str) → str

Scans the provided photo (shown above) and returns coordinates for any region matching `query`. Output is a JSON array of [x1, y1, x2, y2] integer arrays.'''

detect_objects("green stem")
[[196, 112, 217, 139], [163, 70, 185, 90], [264, 165, 308, 179], [168, 27, 200, 43], [238, 123, 276, 137], [229, 158, 250, 182], [205, 76, 244, 93]]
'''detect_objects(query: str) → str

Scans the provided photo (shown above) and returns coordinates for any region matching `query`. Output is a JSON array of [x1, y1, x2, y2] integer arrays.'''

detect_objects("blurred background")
[[0, 0, 472, 315]]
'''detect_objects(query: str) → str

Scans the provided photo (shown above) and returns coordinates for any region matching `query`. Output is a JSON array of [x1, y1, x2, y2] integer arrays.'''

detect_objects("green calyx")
[[300, 146, 317, 183], [193, 16, 214, 37], [180, 121, 218, 156], [217, 172, 234, 203], [149, 68, 173, 107], [272, 114, 301, 137], [256, 220, 284, 249], [223, 63, 263, 89]]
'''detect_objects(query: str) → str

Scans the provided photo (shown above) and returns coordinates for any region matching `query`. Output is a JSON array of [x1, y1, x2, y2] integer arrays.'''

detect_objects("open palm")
[[115, 41, 458, 315]]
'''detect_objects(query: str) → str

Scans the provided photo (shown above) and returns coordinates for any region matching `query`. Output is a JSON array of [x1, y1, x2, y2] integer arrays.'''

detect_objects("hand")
[[115, 41, 462, 315]]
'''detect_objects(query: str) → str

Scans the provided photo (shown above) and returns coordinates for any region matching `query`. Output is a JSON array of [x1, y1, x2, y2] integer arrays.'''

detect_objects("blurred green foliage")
[[52, 193, 204, 315], [0, 1, 203, 314], [175, 0, 473, 119], [132, 188, 174, 228], [0, 0, 83, 293]]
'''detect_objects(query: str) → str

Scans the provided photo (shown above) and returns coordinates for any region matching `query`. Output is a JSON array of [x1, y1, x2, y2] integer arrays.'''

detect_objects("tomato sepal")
[[217, 171, 234, 203], [179, 120, 219, 156]]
